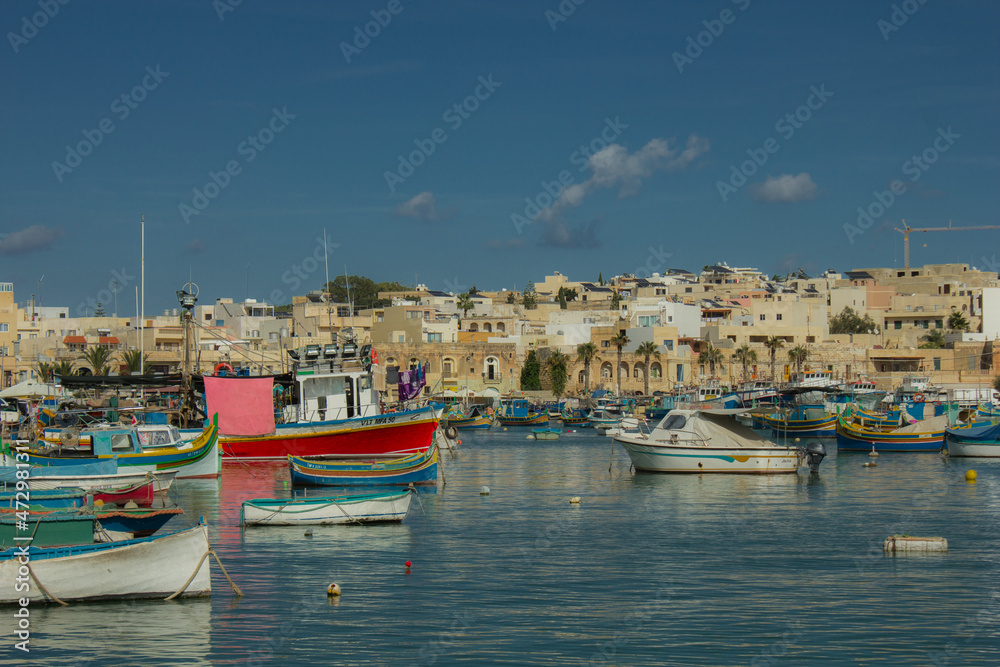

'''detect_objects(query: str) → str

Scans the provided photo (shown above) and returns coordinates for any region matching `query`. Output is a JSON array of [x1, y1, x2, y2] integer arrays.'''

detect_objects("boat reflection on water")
[[31, 598, 211, 666]]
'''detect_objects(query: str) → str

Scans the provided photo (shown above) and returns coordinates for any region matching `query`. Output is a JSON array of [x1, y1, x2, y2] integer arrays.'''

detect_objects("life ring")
[[214, 362, 234, 376], [913, 393, 925, 403], [445, 425, 459, 440]]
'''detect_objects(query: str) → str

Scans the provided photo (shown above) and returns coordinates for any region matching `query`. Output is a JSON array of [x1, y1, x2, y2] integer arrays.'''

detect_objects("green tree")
[[733, 344, 758, 381], [764, 336, 785, 381], [947, 310, 970, 332], [456, 292, 475, 318], [698, 342, 724, 377], [122, 349, 149, 374], [325, 275, 411, 310], [788, 344, 809, 376], [79, 347, 114, 376], [635, 341, 660, 396], [919, 329, 946, 349], [829, 307, 879, 334], [611, 331, 630, 396], [598, 272, 603, 286], [94, 302, 105, 317], [993, 377, 1000, 394], [577, 342, 598, 395], [610, 292, 622, 310], [36, 361, 53, 383], [52, 360, 75, 379], [520, 350, 542, 390], [522, 281, 537, 310], [557, 287, 567, 310], [506, 291, 517, 304], [563, 288, 578, 302], [546, 350, 569, 400]]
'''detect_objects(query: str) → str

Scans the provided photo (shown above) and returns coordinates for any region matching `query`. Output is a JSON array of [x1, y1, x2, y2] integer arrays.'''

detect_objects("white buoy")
[[304, 529, 313, 537], [569, 496, 581, 504], [327, 583, 342, 596], [480, 486, 490, 495], [863, 461, 877, 468], [527, 434, 535, 440], [883, 535, 948, 553]]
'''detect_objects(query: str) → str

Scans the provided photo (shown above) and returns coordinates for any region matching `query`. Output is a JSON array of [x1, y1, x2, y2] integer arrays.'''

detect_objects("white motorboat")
[[613, 408, 826, 474]]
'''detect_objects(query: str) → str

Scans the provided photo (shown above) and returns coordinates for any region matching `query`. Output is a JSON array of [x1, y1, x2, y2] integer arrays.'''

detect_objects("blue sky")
[[2, 0, 998, 315]]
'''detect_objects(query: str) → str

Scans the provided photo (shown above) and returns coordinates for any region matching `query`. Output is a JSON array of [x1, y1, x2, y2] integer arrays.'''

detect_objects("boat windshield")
[[661, 414, 687, 431]]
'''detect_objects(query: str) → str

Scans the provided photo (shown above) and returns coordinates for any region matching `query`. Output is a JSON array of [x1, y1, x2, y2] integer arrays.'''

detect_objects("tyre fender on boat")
[[444, 425, 459, 440]]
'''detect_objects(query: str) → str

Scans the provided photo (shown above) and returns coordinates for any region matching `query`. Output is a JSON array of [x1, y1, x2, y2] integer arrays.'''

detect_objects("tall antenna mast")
[[140, 215, 145, 388]]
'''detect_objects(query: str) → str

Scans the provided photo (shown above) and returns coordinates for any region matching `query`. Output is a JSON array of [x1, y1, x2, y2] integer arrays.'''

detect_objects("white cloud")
[[539, 135, 709, 222], [751, 173, 819, 203], [0, 224, 64, 255], [394, 191, 449, 221]]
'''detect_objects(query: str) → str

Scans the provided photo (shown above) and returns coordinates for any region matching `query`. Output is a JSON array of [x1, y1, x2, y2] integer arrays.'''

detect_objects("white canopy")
[[0, 380, 68, 399]]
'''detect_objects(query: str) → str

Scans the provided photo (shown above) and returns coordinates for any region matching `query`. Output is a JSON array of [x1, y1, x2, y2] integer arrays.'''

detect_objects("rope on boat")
[[165, 546, 243, 600], [27, 563, 68, 606]]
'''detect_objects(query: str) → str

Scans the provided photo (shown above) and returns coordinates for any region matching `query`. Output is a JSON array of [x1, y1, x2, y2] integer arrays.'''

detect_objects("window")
[[661, 414, 687, 430], [676, 364, 684, 382], [894, 321, 902, 330], [759, 314, 766, 321], [933, 358, 941, 371], [663, 340, 674, 351], [651, 362, 662, 378], [601, 340, 610, 348], [685, 287, 692, 293], [936, 320, 943, 329], [775, 314, 782, 321], [427, 333, 442, 343]]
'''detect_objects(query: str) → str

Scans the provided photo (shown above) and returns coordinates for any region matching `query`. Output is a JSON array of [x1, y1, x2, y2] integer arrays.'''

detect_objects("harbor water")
[[8, 428, 1000, 666]]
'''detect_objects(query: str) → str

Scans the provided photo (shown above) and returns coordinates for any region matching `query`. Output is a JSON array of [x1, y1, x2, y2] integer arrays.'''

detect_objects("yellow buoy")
[[569, 497, 581, 504], [966, 469, 977, 482], [327, 583, 342, 597]]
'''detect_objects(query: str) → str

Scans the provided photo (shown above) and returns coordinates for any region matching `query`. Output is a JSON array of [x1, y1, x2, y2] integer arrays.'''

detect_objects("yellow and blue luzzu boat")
[[835, 414, 945, 452]]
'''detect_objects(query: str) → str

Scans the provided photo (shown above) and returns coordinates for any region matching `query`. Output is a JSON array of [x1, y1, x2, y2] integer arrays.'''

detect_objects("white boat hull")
[[0, 523, 210, 603], [945, 440, 1000, 457], [27, 470, 177, 494], [241, 492, 412, 526], [615, 437, 802, 474]]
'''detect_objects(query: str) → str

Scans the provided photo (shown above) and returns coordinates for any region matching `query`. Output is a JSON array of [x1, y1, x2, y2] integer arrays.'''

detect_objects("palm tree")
[[697, 342, 724, 377], [764, 336, 785, 382], [36, 361, 54, 383], [947, 310, 970, 332], [610, 331, 630, 396], [52, 360, 75, 379], [576, 342, 598, 395], [635, 341, 660, 396], [920, 329, 946, 349], [788, 345, 809, 377], [456, 292, 475, 319], [122, 349, 149, 375], [79, 346, 114, 376], [733, 344, 758, 381], [546, 350, 570, 400]]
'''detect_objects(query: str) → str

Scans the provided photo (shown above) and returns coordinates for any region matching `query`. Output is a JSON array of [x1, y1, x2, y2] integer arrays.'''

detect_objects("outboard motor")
[[805, 442, 826, 473]]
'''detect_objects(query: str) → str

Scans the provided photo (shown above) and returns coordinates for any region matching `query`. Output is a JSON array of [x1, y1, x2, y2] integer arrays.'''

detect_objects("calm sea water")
[[7, 427, 1000, 666]]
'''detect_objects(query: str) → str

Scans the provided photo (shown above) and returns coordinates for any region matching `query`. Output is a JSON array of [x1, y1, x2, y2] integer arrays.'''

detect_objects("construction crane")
[[894, 220, 1000, 270]]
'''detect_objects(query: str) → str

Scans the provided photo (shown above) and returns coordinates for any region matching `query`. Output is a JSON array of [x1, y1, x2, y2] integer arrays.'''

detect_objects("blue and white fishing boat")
[[0, 521, 212, 603], [241, 490, 412, 526], [288, 444, 438, 486], [945, 422, 1000, 457]]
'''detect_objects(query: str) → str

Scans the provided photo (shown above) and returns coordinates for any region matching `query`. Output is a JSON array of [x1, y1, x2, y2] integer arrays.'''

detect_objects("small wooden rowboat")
[[92, 478, 156, 507], [0, 487, 87, 510], [288, 444, 437, 487], [0, 521, 212, 603], [241, 490, 412, 526]]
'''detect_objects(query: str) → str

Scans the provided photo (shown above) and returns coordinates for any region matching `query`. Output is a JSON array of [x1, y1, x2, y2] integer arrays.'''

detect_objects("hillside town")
[[2, 261, 999, 398]]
